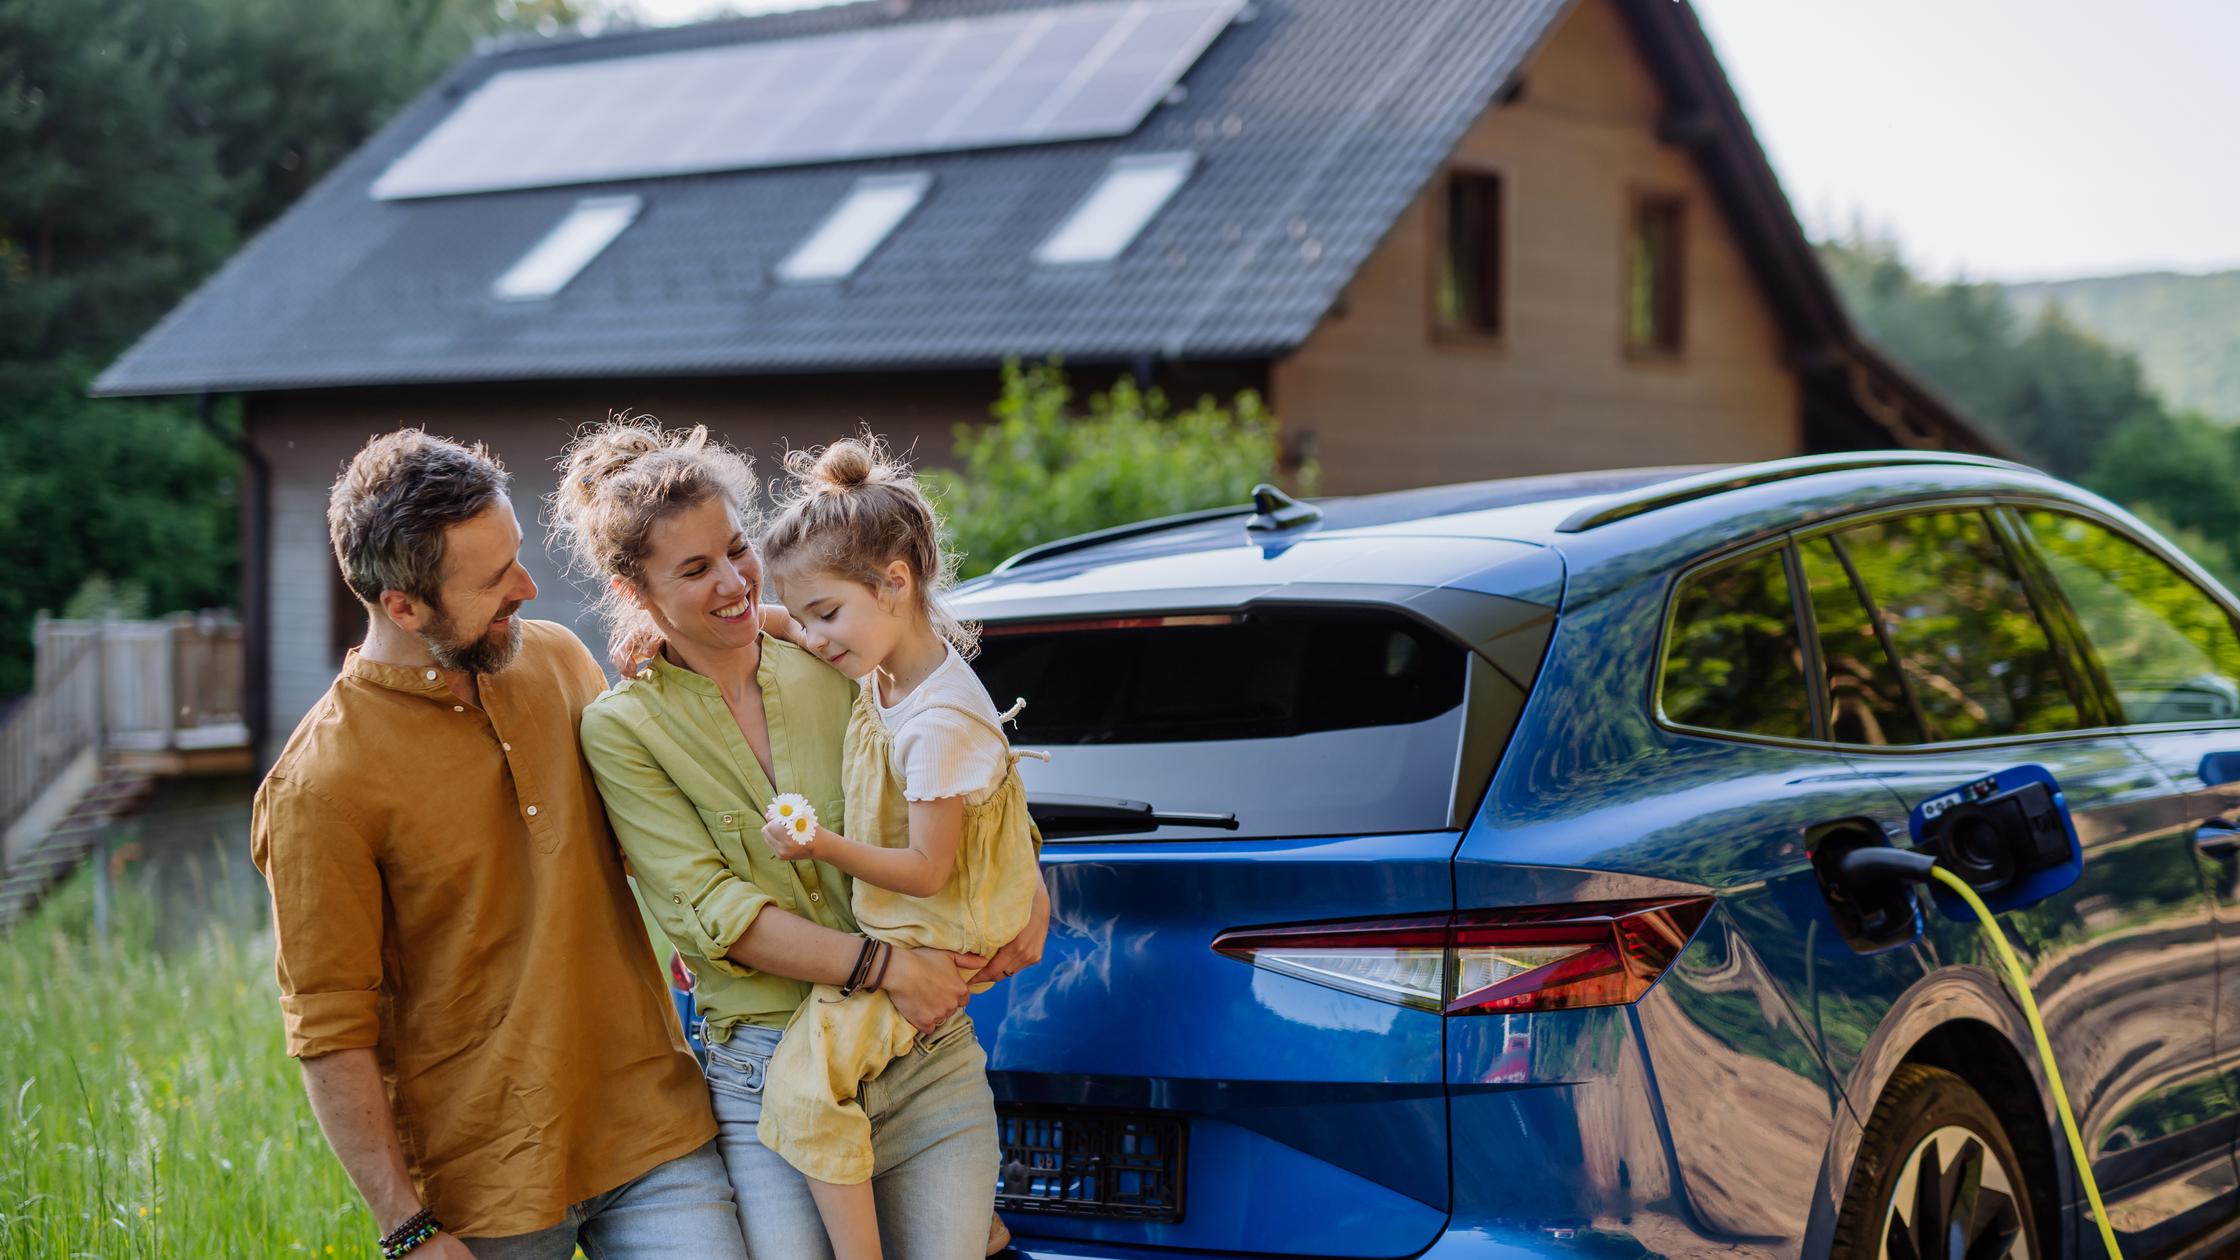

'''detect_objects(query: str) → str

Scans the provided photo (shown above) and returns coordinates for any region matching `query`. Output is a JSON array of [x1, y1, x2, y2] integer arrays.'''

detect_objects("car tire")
[[1832, 1063, 2043, 1260]]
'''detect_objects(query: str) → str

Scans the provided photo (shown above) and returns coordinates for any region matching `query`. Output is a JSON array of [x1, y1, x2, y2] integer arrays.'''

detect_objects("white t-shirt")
[[866, 645, 1010, 805]]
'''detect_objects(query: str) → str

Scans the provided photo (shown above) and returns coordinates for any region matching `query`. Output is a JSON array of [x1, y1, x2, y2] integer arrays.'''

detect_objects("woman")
[[547, 419, 1048, 1259]]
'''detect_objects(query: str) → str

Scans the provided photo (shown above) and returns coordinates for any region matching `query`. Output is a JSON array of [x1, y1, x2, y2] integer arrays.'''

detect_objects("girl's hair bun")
[[808, 437, 877, 492]]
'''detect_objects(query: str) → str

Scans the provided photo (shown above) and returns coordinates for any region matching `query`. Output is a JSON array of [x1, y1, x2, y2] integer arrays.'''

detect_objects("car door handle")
[[2197, 822, 2240, 856]]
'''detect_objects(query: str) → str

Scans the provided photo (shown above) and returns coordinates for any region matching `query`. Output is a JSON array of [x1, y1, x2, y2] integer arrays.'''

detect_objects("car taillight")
[[1212, 898, 1713, 1016]]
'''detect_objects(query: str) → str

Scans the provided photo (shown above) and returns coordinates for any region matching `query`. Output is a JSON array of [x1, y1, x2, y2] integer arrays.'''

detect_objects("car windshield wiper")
[[1027, 793, 1240, 839]]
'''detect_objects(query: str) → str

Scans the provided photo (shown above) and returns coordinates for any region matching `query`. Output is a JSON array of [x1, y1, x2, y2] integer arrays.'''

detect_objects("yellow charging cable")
[[1927, 864, 2123, 1260]]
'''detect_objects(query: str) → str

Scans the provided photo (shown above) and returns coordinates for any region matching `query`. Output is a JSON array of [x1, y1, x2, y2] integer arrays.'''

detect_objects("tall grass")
[[0, 864, 375, 1257]]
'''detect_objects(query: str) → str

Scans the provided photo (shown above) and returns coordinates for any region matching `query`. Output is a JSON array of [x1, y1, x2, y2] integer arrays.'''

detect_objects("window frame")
[[1649, 496, 2170, 753], [1622, 188, 1685, 358], [1651, 535, 1823, 745], [1430, 165, 1506, 346], [2000, 502, 2240, 734], [490, 194, 643, 302], [1033, 151, 1197, 268], [775, 172, 933, 285]]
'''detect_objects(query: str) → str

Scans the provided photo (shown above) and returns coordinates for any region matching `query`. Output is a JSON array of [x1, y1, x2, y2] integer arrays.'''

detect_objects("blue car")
[[955, 452, 2240, 1260]]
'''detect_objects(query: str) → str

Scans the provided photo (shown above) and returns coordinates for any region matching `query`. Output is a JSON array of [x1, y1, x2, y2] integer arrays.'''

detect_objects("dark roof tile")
[[95, 0, 1568, 394]]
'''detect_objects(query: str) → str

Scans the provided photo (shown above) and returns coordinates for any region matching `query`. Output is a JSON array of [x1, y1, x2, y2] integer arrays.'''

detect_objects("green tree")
[[1820, 236, 2159, 481], [926, 360, 1313, 579], [2086, 411, 2240, 583], [0, 0, 597, 694]]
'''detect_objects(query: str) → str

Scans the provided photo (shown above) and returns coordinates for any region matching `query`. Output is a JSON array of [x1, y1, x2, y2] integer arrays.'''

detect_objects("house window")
[[491, 195, 642, 301], [1627, 193, 1684, 353], [1435, 171, 1502, 337], [1035, 152, 1197, 267], [776, 173, 932, 284]]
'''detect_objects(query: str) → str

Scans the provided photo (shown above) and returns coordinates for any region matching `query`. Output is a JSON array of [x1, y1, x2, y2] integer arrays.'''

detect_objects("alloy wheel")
[[1878, 1124, 2029, 1260]]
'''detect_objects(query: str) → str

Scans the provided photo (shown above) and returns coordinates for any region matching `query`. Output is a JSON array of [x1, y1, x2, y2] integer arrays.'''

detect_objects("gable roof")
[[90, 0, 2003, 459], [96, 0, 1575, 395]]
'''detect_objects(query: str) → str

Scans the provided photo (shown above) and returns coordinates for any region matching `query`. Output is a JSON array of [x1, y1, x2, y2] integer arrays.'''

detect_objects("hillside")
[[2002, 270, 2240, 423]]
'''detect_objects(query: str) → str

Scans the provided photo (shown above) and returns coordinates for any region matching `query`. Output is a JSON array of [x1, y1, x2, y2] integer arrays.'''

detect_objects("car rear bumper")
[[1008, 1223, 1626, 1260]]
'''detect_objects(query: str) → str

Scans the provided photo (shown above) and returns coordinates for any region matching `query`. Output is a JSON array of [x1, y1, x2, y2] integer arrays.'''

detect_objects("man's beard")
[[421, 600, 525, 675]]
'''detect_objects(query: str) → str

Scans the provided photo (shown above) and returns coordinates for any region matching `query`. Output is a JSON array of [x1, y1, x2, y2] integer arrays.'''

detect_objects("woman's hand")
[[760, 603, 808, 648], [881, 945, 974, 1034], [761, 817, 824, 862], [970, 875, 1050, 986]]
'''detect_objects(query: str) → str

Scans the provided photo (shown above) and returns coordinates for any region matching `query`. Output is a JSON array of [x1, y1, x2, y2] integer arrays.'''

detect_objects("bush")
[[926, 360, 1314, 579]]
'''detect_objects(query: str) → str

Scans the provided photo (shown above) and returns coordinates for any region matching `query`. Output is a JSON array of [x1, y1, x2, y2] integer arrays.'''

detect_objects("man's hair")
[[328, 430, 511, 608]]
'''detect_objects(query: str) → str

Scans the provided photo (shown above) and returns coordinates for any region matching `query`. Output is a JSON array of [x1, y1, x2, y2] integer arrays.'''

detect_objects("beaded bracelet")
[[381, 1207, 442, 1259]]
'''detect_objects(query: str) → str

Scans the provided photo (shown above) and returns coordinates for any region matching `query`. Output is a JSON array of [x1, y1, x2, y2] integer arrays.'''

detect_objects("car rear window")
[[970, 610, 1477, 840]]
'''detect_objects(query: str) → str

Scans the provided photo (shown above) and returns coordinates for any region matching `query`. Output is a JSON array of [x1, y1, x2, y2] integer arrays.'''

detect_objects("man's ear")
[[379, 588, 430, 633]]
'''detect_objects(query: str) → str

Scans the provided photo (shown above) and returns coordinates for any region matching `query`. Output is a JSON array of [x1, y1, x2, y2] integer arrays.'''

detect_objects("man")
[[252, 430, 746, 1259]]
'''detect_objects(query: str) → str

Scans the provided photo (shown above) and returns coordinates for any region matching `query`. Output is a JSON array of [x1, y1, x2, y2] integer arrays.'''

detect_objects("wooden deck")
[[2, 614, 250, 890]]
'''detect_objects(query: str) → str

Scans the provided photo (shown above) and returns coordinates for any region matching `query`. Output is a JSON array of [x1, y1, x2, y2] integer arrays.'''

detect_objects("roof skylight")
[[1035, 151, 1195, 265], [490, 196, 641, 301], [776, 174, 932, 283]]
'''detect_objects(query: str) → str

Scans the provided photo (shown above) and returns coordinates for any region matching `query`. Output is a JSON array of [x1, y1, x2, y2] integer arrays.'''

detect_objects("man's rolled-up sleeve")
[[250, 775, 384, 1058], [581, 704, 773, 978]]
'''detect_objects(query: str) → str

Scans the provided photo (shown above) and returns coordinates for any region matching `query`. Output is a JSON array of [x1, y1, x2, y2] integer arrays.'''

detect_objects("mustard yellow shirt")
[[251, 620, 713, 1238], [580, 634, 861, 1042]]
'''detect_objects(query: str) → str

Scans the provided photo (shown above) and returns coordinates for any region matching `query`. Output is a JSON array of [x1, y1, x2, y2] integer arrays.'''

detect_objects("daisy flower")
[[767, 792, 817, 832]]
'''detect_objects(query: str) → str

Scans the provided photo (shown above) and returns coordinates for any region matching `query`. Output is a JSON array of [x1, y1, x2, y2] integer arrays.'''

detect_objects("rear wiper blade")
[[1027, 793, 1240, 838]]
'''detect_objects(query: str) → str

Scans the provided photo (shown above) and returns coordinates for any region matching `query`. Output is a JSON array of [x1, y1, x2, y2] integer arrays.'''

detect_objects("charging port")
[[1808, 818, 1922, 954]]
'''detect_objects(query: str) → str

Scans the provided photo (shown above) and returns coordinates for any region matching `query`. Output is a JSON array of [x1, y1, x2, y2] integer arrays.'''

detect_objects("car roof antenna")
[[1244, 483, 1321, 534]]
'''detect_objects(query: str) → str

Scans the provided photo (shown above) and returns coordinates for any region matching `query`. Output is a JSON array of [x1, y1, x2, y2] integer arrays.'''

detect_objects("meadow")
[[0, 866, 376, 1258]]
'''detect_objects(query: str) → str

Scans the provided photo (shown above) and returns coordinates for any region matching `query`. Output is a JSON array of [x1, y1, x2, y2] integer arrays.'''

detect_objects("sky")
[[620, 0, 2240, 283]]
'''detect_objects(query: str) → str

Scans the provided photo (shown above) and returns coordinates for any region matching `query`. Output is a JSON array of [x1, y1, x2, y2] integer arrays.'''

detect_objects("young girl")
[[755, 437, 1042, 1260]]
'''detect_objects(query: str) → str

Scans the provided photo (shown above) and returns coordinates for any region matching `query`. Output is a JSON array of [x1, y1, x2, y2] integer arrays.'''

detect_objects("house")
[[95, 0, 1998, 762]]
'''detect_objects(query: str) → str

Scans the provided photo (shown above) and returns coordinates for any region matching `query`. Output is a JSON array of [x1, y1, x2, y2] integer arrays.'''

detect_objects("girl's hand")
[[761, 817, 823, 862], [882, 946, 972, 1034], [970, 875, 1050, 985]]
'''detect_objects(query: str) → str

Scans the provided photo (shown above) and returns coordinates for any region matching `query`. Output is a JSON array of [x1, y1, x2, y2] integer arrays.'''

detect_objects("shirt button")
[[721, 813, 735, 826], [809, 891, 822, 903], [525, 805, 539, 817], [452, 705, 465, 713], [424, 669, 438, 681], [502, 742, 513, 752], [673, 894, 682, 904]]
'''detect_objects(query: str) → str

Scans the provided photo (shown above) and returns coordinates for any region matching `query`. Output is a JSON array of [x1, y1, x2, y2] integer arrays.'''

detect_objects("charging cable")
[[1838, 847, 2122, 1259]]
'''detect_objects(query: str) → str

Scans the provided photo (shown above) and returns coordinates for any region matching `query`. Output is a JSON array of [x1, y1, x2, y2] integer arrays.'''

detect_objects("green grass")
[[0, 866, 377, 1258]]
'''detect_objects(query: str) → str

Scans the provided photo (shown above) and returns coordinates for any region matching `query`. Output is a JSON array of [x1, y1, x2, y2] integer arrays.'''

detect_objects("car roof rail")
[[988, 501, 1258, 574], [1554, 451, 2038, 533]]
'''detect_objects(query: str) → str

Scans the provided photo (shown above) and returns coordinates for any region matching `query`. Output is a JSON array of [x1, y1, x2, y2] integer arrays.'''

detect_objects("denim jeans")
[[705, 1015, 998, 1260], [459, 1140, 747, 1259]]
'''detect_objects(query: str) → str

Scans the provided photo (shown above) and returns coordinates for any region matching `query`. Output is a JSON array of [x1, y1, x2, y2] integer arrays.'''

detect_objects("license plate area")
[[996, 1105, 1187, 1222]]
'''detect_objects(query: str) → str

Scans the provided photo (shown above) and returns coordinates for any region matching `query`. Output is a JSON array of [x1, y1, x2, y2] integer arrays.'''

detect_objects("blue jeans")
[[705, 1016, 998, 1260], [460, 1140, 747, 1259]]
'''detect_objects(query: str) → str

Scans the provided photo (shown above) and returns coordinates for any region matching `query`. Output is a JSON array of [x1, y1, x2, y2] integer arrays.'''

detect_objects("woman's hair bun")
[[559, 418, 666, 506]]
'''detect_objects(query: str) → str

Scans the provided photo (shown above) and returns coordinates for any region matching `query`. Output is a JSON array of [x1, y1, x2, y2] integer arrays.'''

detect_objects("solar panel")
[[372, 0, 1244, 201]]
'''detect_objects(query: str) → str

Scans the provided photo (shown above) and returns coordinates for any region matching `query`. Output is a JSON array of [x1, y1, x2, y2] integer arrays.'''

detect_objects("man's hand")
[[417, 1234, 476, 1260], [970, 875, 1050, 986], [882, 945, 976, 1034], [761, 816, 823, 863]]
